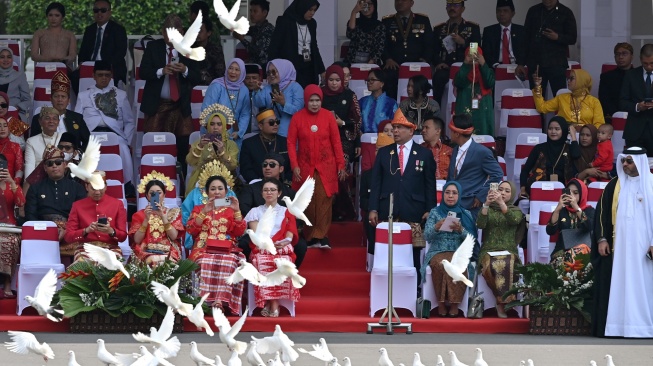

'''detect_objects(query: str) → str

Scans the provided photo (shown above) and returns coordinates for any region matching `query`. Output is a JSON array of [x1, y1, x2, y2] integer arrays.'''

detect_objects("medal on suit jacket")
[[389, 149, 400, 175], [73, 123, 79, 130]]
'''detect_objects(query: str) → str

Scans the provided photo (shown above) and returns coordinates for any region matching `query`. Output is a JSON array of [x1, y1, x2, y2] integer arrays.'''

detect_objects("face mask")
[[63, 152, 73, 161]]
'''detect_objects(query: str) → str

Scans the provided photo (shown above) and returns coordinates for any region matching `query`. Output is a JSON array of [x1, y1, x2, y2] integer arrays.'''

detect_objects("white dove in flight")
[[226, 259, 267, 286], [167, 9, 206, 61], [190, 341, 216, 365], [282, 176, 315, 226], [297, 337, 333, 362], [84, 243, 130, 278], [132, 346, 175, 366], [441, 234, 475, 287], [67, 350, 81, 366], [68, 135, 103, 188], [251, 324, 298, 363], [449, 351, 469, 366], [24, 268, 64, 322], [264, 258, 306, 289], [187, 293, 214, 336], [474, 348, 488, 366], [213, 306, 249, 355], [150, 279, 190, 316], [132, 306, 181, 358], [214, 0, 250, 35], [246, 205, 277, 255], [4, 331, 55, 362]]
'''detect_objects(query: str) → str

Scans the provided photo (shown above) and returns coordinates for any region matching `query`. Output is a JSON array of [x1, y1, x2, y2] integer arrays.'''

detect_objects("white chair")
[[497, 156, 508, 181], [422, 240, 469, 316], [509, 132, 546, 189], [493, 65, 528, 134], [246, 283, 295, 317], [527, 181, 564, 263], [33, 62, 67, 88], [350, 63, 380, 100], [505, 109, 542, 160], [92, 131, 122, 155], [473, 135, 496, 150], [587, 181, 608, 208], [142, 132, 177, 157], [370, 222, 417, 317], [443, 62, 463, 127], [412, 135, 424, 145], [139, 154, 180, 210], [191, 86, 208, 132], [98, 154, 124, 183], [17, 221, 64, 315], [498, 88, 535, 137], [397, 62, 433, 103], [30, 87, 53, 121], [534, 204, 558, 264], [611, 111, 627, 157]]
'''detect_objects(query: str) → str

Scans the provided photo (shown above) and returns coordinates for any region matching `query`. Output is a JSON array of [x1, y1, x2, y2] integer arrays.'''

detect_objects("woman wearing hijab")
[[0, 48, 30, 121], [253, 59, 304, 137], [201, 58, 251, 147], [569, 124, 609, 183], [546, 178, 594, 263], [520, 116, 579, 197], [268, 0, 325, 87], [534, 69, 605, 128], [345, 0, 385, 65], [287, 85, 346, 248], [453, 46, 496, 135], [422, 181, 477, 317], [476, 181, 526, 318]]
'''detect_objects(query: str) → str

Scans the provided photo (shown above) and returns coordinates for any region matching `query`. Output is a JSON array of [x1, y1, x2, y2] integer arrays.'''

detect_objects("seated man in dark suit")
[[599, 42, 634, 120], [240, 109, 290, 184], [140, 14, 201, 175], [481, 0, 525, 68], [74, 0, 128, 92], [237, 152, 307, 267]]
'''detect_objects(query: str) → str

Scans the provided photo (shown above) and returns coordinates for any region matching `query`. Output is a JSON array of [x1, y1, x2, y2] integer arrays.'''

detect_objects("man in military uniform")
[[382, 0, 434, 100], [432, 0, 481, 106]]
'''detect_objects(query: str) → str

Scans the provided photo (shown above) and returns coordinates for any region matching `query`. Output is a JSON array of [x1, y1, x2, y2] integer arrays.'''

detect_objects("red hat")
[[51, 71, 71, 95], [390, 109, 416, 130]]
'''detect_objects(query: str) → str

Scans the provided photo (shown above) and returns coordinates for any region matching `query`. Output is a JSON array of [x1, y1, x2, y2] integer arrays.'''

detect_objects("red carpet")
[[0, 222, 529, 333]]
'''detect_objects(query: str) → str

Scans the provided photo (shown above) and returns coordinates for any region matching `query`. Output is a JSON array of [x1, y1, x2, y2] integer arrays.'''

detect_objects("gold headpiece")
[[137, 171, 175, 194], [197, 160, 234, 191], [199, 103, 234, 127]]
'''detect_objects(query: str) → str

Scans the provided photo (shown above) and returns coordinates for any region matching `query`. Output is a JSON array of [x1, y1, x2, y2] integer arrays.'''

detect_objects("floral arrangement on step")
[[503, 253, 594, 321], [55, 258, 199, 319]]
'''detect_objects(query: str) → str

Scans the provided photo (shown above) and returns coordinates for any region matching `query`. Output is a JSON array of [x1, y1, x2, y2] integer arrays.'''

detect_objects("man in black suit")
[[481, 0, 525, 68], [75, 0, 128, 92], [369, 109, 436, 284], [599, 42, 634, 119], [240, 109, 290, 184], [620, 44, 653, 161], [139, 14, 201, 174]]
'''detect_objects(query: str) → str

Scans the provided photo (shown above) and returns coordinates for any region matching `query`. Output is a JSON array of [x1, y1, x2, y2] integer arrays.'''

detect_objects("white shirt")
[[454, 138, 473, 175], [244, 204, 287, 237], [498, 24, 514, 64], [296, 23, 311, 55], [93, 23, 108, 61], [396, 139, 413, 172], [74, 85, 135, 141], [24, 132, 61, 178], [156, 47, 189, 99]]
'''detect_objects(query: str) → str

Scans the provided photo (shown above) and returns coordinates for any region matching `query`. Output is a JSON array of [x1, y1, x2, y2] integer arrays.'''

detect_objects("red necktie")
[[399, 145, 405, 175], [168, 47, 180, 101], [502, 28, 511, 64]]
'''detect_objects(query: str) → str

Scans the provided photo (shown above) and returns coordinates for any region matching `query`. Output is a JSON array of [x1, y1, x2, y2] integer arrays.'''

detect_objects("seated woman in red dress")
[[129, 172, 184, 266], [0, 153, 25, 299], [186, 163, 245, 314], [244, 178, 300, 317]]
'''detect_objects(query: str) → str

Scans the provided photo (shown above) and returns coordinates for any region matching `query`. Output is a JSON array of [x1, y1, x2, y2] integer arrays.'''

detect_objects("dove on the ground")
[[251, 324, 298, 363], [68, 135, 101, 185], [449, 351, 469, 366], [519, 361, 525, 366], [190, 341, 216, 365], [246, 205, 277, 255], [474, 348, 488, 366], [215, 355, 227, 366], [590, 361, 597, 366], [150, 280, 190, 316], [342, 357, 352, 366], [267, 359, 281, 366], [378, 347, 394, 366], [227, 349, 243, 366], [413, 352, 425, 366], [297, 337, 333, 362], [213, 0, 250, 35], [526, 360, 535, 366], [187, 293, 214, 336], [24, 268, 64, 322], [441, 234, 475, 287], [213, 306, 249, 354], [227, 259, 267, 286], [97, 338, 124, 366], [436, 354, 445, 366], [4, 331, 55, 361], [281, 176, 315, 226], [132, 306, 180, 358], [131, 346, 175, 366], [328, 357, 341, 366], [264, 258, 306, 288], [246, 340, 265, 365], [166, 9, 206, 61], [605, 355, 615, 366], [84, 243, 130, 278], [68, 350, 82, 366]]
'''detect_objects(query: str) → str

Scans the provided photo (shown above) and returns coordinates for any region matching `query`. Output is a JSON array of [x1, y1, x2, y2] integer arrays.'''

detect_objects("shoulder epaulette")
[[434, 22, 446, 27], [382, 14, 396, 20], [414, 13, 430, 18], [465, 20, 480, 26]]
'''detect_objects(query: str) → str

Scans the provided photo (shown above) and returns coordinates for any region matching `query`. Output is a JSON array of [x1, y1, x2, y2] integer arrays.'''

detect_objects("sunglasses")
[[0, 103, 8, 109], [93, 7, 109, 13], [263, 188, 278, 193], [57, 144, 74, 151], [45, 159, 64, 167], [265, 119, 281, 126], [621, 157, 634, 164], [262, 162, 278, 168]]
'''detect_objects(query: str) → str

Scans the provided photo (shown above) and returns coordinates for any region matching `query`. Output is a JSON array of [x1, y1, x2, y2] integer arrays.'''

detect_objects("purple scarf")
[[267, 59, 297, 90], [211, 58, 246, 90]]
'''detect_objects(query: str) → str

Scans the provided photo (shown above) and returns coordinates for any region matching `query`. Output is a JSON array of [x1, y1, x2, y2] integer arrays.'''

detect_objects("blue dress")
[[359, 92, 398, 133], [253, 82, 304, 137], [201, 82, 251, 148]]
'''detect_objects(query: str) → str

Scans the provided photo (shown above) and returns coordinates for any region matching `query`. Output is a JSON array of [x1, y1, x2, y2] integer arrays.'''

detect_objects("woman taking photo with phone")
[[0, 153, 25, 299], [129, 173, 183, 266], [186, 104, 239, 195], [187, 169, 245, 313], [244, 178, 300, 317]]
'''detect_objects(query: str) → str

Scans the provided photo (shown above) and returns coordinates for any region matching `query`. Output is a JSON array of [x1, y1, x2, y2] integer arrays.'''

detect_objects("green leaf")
[[132, 304, 154, 319]]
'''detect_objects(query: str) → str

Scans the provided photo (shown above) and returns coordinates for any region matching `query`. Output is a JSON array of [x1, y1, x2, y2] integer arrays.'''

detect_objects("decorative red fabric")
[[64, 195, 128, 244]]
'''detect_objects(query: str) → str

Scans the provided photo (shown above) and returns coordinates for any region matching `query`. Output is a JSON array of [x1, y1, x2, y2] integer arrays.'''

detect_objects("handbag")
[[205, 239, 233, 254], [467, 268, 484, 319], [560, 228, 591, 250], [409, 222, 426, 248], [416, 297, 431, 319]]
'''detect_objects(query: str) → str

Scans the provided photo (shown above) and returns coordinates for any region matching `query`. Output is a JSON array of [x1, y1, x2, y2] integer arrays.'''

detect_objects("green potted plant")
[[56, 258, 200, 333], [503, 253, 594, 335]]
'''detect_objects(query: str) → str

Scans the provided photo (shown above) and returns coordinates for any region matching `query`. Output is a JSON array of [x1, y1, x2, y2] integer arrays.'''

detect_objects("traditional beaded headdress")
[[198, 103, 234, 127], [137, 171, 175, 194], [197, 160, 234, 191]]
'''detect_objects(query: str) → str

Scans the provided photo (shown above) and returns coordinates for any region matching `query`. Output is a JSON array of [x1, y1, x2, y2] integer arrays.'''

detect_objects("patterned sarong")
[[196, 251, 245, 314]]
